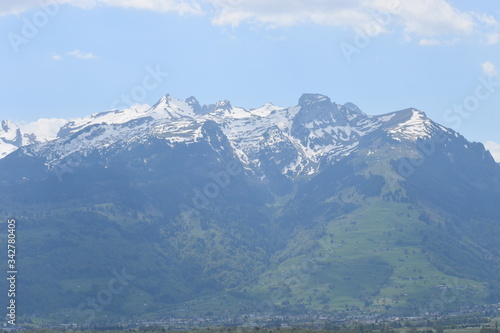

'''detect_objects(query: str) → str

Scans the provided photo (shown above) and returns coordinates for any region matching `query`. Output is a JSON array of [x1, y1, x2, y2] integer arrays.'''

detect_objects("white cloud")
[[205, 0, 500, 45], [0, 0, 43, 16], [393, 0, 474, 37], [206, 0, 476, 34], [473, 13, 500, 44], [1, 0, 498, 45], [67, 49, 97, 60], [487, 33, 500, 45], [208, 0, 399, 33], [419, 38, 441, 46], [475, 13, 498, 27], [20, 118, 67, 141], [418, 37, 459, 46], [84, 0, 202, 14], [482, 62, 497, 77], [0, 0, 202, 16], [50, 50, 97, 60], [51, 53, 63, 61], [484, 141, 500, 162]]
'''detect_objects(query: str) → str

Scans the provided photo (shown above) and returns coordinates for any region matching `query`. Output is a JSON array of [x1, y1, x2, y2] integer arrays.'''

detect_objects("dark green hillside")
[[1, 104, 500, 325]]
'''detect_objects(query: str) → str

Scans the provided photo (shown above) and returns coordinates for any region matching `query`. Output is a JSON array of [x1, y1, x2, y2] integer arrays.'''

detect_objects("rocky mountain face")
[[0, 94, 460, 184], [0, 120, 29, 158], [0, 93, 499, 324], [0, 118, 65, 158]]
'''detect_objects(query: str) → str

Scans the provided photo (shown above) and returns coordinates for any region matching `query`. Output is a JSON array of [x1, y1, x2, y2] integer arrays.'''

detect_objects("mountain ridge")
[[1, 93, 499, 324], [3, 93, 493, 182]]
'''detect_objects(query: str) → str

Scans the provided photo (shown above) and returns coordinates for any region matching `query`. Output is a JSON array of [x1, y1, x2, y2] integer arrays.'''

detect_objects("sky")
[[1, 0, 500, 159]]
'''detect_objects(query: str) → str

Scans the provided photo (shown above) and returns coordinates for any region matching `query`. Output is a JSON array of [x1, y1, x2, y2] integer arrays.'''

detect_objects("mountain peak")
[[342, 102, 365, 115], [0, 121, 22, 159], [185, 96, 206, 115], [152, 94, 172, 108], [0, 120, 21, 144], [1, 120, 17, 133], [298, 93, 332, 107], [385, 108, 439, 142], [339, 102, 366, 122], [160, 93, 171, 102], [152, 93, 186, 110], [0, 93, 479, 179], [2, 92, 500, 324], [215, 100, 232, 110]]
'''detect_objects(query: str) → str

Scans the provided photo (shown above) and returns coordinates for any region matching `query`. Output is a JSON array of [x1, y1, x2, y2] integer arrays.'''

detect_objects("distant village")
[[8, 302, 500, 331]]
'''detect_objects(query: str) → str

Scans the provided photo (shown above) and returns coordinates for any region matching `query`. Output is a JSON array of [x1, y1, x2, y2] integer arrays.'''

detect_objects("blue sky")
[[1, 0, 500, 157]]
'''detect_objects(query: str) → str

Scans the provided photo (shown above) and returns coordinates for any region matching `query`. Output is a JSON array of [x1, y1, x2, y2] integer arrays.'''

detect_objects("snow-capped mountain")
[[0, 93, 491, 184], [0, 120, 23, 159], [2, 93, 500, 322], [0, 118, 67, 158]]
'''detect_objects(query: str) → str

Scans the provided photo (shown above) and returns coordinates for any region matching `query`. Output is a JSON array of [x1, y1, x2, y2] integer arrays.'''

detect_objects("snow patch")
[[387, 110, 433, 141]]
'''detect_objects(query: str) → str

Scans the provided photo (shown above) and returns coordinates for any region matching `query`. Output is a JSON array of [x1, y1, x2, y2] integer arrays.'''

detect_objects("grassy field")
[[245, 199, 487, 312]]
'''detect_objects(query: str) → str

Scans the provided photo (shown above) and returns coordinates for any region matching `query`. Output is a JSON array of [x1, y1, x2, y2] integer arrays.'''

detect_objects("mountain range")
[[1, 93, 499, 325]]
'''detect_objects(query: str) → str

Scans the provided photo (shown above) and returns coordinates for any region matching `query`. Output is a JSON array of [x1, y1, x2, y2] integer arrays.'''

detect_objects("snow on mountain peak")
[[1, 120, 20, 142], [0, 144, 16, 159], [57, 104, 151, 138], [0, 118, 70, 159], [0, 120, 22, 158], [215, 100, 232, 110], [386, 109, 436, 141], [249, 103, 284, 118], [0, 94, 464, 180], [148, 94, 196, 120]]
